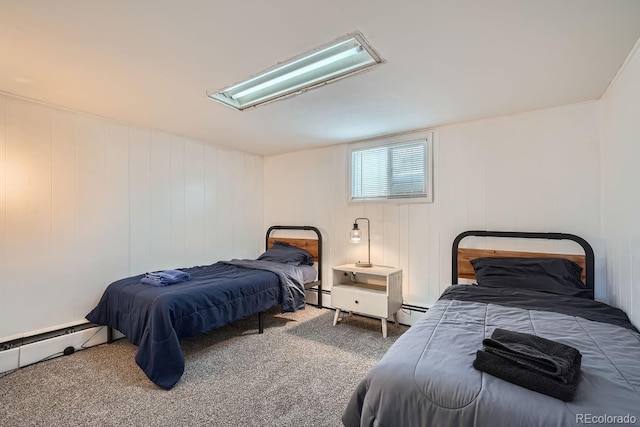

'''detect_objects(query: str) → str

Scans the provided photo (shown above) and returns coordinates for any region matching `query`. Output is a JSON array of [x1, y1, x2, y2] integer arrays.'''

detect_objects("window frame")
[[348, 131, 434, 204]]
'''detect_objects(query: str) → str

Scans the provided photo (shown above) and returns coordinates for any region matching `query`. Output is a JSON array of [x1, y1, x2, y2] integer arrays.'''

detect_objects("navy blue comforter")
[[86, 260, 305, 389]]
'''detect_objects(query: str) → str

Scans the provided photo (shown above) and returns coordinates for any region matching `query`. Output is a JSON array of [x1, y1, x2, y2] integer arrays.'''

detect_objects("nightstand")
[[331, 264, 403, 338]]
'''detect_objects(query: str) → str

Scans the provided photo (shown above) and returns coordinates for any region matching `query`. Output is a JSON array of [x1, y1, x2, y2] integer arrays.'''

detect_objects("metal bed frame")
[[452, 230, 595, 296], [258, 225, 323, 332]]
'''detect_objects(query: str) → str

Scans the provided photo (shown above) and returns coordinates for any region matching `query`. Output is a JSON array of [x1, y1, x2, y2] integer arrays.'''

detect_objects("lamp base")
[[355, 261, 373, 267]]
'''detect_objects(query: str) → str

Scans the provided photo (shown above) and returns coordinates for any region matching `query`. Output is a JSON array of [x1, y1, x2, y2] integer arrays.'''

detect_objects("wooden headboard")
[[452, 231, 595, 293], [265, 225, 323, 307]]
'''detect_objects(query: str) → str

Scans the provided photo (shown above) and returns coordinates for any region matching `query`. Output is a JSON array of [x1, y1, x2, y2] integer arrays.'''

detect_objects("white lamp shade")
[[350, 228, 362, 243]]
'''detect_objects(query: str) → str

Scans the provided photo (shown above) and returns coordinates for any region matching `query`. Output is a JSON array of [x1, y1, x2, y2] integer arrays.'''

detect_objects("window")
[[349, 133, 433, 203]]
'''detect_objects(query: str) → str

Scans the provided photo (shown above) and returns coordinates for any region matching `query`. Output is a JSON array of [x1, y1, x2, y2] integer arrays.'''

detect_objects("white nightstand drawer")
[[332, 284, 388, 318]]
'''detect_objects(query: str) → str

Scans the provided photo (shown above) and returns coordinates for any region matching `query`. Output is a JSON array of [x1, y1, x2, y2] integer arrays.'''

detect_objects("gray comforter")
[[343, 285, 640, 427], [223, 259, 306, 312]]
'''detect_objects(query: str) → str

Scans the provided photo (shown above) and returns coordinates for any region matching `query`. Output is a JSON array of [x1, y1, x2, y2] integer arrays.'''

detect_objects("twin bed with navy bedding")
[[343, 231, 640, 427], [86, 226, 322, 390]]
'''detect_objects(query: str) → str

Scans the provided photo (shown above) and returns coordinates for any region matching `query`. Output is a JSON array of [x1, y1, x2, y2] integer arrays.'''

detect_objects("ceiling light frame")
[[207, 31, 385, 111]]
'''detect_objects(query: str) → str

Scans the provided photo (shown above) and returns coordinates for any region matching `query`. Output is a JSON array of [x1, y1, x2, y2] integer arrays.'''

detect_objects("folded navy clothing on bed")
[[473, 349, 581, 401], [482, 328, 581, 382], [140, 269, 191, 286]]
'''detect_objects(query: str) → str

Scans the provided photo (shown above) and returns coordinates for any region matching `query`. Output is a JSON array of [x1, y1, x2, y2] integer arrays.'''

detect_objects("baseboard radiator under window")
[[0, 323, 108, 375]]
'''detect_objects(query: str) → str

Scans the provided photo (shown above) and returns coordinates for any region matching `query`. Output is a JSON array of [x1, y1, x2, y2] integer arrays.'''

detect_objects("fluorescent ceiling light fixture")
[[207, 32, 384, 111]]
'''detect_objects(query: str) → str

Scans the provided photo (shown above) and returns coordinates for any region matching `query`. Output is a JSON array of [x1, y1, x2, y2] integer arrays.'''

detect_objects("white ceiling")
[[1, 1, 640, 156]]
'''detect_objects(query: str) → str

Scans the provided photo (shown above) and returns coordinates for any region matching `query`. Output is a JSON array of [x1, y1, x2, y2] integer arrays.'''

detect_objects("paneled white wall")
[[0, 94, 264, 340], [264, 101, 602, 319], [601, 41, 640, 328]]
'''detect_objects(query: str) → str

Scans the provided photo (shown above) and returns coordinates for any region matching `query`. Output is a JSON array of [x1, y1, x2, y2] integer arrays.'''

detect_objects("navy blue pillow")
[[257, 241, 315, 266], [470, 257, 592, 299]]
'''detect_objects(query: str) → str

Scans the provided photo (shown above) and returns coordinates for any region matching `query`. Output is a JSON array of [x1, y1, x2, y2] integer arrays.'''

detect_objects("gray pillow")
[[257, 241, 314, 266], [471, 257, 592, 299]]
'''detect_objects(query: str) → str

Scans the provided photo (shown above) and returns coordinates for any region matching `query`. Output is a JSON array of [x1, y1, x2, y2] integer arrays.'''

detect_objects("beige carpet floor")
[[0, 306, 408, 427]]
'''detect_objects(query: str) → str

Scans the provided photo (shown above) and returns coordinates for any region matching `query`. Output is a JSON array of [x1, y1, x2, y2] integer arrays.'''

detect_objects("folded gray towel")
[[473, 328, 582, 401], [473, 349, 580, 401], [482, 328, 581, 383]]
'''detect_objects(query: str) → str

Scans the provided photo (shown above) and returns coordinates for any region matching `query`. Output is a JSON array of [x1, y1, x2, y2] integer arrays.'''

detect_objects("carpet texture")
[[0, 307, 408, 427]]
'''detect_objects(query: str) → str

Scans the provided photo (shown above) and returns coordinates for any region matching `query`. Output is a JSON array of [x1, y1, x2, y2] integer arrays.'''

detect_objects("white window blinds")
[[351, 140, 429, 201]]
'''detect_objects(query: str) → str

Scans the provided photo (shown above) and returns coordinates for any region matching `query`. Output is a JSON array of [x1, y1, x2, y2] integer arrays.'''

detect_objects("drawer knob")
[[354, 300, 359, 304]]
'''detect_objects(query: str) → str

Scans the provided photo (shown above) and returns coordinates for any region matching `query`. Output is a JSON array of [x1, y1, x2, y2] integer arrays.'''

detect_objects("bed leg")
[[258, 311, 264, 334], [107, 326, 113, 343]]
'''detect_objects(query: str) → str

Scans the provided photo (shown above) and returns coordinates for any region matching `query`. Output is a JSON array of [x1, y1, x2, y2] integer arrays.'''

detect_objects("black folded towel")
[[482, 328, 582, 384], [473, 329, 582, 401], [473, 349, 580, 401]]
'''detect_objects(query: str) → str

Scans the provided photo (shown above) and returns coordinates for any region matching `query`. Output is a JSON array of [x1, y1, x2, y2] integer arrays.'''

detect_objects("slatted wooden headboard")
[[452, 231, 595, 294]]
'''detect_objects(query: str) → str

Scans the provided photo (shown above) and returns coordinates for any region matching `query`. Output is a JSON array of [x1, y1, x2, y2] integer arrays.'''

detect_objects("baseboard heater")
[[0, 323, 108, 375], [401, 303, 428, 313]]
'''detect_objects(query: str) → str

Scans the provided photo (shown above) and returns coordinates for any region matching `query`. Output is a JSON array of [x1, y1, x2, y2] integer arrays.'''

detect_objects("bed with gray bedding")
[[342, 231, 640, 427]]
